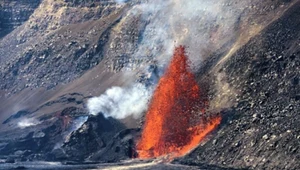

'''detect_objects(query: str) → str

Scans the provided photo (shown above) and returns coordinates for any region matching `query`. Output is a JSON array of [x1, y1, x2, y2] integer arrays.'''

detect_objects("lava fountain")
[[136, 46, 222, 159]]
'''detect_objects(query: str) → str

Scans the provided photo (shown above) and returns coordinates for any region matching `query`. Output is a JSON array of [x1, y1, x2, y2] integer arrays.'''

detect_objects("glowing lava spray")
[[136, 46, 221, 159]]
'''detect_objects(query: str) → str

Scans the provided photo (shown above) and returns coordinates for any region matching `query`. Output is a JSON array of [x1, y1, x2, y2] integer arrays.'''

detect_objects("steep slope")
[[0, 0, 141, 163], [0, 0, 41, 38], [178, 1, 300, 169], [0, 0, 126, 93], [0, 0, 142, 123]]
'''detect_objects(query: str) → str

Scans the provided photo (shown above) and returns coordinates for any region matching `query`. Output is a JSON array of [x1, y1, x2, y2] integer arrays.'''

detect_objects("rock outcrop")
[[0, 0, 41, 38]]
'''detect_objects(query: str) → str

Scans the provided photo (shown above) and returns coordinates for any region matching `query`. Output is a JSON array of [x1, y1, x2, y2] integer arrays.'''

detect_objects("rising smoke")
[[115, 0, 127, 4], [18, 118, 41, 129], [87, 83, 152, 119], [87, 0, 253, 119], [129, 0, 243, 71]]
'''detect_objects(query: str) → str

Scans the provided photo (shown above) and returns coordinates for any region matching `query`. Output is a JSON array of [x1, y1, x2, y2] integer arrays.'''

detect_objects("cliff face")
[[0, 0, 41, 38], [0, 0, 141, 95]]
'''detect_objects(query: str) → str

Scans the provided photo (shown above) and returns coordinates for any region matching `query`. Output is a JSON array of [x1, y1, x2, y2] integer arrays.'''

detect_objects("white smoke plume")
[[87, 83, 152, 119], [87, 0, 244, 119], [87, 0, 278, 119], [115, 0, 127, 4], [125, 0, 246, 71], [18, 118, 41, 129]]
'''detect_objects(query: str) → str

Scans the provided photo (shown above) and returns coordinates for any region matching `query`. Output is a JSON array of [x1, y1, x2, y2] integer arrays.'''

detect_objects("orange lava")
[[136, 46, 221, 159]]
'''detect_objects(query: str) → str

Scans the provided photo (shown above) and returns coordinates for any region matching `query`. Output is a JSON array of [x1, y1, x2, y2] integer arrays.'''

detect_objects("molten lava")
[[136, 46, 221, 159]]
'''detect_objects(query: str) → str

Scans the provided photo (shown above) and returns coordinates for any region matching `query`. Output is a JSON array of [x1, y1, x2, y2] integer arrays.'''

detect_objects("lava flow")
[[136, 46, 221, 159]]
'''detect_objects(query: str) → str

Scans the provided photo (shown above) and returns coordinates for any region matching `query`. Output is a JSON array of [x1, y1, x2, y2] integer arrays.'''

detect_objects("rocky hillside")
[[178, 1, 300, 169], [0, 0, 144, 165], [0, 0, 299, 169], [0, 0, 41, 38], [0, 0, 131, 94]]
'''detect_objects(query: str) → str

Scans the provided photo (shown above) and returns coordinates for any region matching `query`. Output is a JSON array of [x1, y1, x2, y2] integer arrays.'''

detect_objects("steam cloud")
[[127, 0, 245, 71], [18, 118, 41, 129], [87, 0, 259, 119], [115, 0, 127, 4], [87, 83, 151, 119]]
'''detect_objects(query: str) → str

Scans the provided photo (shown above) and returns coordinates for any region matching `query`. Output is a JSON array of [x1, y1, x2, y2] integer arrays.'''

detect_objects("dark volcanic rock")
[[0, 107, 134, 163], [87, 128, 140, 162], [178, 1, 300, 170], [0, 120, 65, 161], [0, 0, 41, 38], [57, 113, 134, 163], [0, 0, 299, 169]]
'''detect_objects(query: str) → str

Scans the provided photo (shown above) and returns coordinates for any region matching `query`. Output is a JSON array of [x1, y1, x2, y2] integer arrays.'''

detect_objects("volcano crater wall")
[[0, 0, 41, 38]]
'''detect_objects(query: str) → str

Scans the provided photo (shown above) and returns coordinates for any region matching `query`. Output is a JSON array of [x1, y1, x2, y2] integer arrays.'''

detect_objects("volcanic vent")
[[136, 46, 221, 159]]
